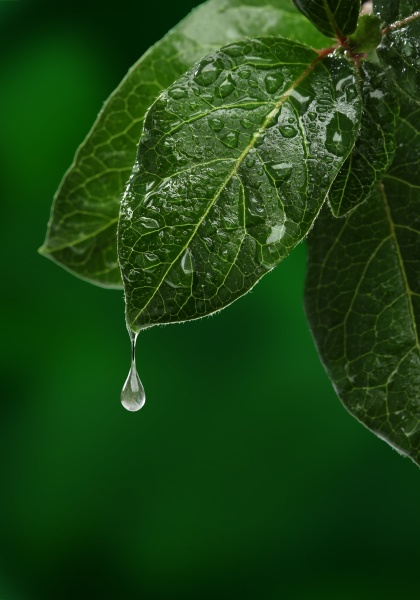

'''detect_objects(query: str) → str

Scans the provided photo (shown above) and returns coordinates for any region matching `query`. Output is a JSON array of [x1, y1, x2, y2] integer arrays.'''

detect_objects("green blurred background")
[[1, 1, 419, 598]]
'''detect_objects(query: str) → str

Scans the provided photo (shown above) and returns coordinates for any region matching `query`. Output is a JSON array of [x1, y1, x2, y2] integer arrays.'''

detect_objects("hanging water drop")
[[121, 330, 145, 412]]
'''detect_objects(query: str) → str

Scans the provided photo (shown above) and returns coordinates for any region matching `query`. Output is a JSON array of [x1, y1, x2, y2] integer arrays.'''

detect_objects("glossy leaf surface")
[[305, 97, 420, 466], [377, 4, 420, 105], [39, 0, 329, 288], [291, 0, 360, 39], [119, 37, 362, 331], [328, 60, 399, 217], [374, 0, 419, 24]]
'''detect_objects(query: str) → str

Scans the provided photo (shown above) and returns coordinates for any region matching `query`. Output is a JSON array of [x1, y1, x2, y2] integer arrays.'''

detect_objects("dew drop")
[[218, 76, 235, 98], [127, 269, 139, 283], [240, 118, 253, 129], [265, 72, 284, 94], [136, 251, 160, 269], [289, 89, 311, 112], [325, 111, 353, 156], [224, 44, 243, 57], [248, 78, 259, 88], [279, 125, 298, 138], [180, 248, 194, 275], [403, 43, 413, 57], [209, 117, 224, 131], [254, 132, 265, 146], [121, 330, 145, 412], [267, 162, 293, 184], [169, 87, 187, 99], [238, 68, 251, 79], [194, 58, 222, 87], [219, 130, 239, 148], [140, 216, 160, 229]]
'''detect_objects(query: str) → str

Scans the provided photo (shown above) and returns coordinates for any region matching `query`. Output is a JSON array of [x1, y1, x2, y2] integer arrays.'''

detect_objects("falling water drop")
[[121, 329, 145, 412]]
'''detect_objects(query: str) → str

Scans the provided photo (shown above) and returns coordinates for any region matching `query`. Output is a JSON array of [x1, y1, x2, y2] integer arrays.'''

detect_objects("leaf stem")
[[381, 10, 420, 35]]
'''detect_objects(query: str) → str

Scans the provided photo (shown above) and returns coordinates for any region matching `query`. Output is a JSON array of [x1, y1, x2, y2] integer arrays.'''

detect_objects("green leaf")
[[304, 96, 420, 466], [348, 14, 382, 53], [39, 0, 330, 289], [119, 37, 362, 332], [373, 0, 419, 24], [328, 60, 399, 217], [376, 6, 420, 105], [291, 0, 360, 39]]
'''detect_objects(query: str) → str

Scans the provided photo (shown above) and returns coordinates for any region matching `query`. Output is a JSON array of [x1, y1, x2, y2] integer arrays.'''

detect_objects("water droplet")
[[127, 269, 139, 283], [219, 130, 239, 148], [169, 87, 186, 99], [369, 88, 384, 100], [121, 330, 145, 412], [218, 76, 235, 98], [246, 156, 256, 168], [264, 72, 284, 94], [180, 248, 194, 275], [194, 58, 222, 87], [289, 89, 311, 112], [223, 44, 243, 57], [245, 188, 265, 219], [326, 131, 345, 155], [325, 111, 353, 156], [279, 125, 298, 138], [345, 85, 358, 102], [266, 223, 286, 244], [240, 118, 253, 129], [136, 252, 160, 269], [248, 79, 259, 88], [238, 68, 251, 79], [139, 216, 160, 229], [403, 43, 413, 57], [267, 162, 293, 184], [209, 117, 224, 131], [254, 132, 265, 146], [307, 112, 317, 121], [246, 53, 279, 66]]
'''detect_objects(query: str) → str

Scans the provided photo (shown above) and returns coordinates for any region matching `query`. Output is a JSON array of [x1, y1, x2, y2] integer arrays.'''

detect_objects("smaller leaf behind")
[[39, 0, 330, 289], [119, 37, 362, 332], [377, 7, 420, 105], [305, 95, 420, 466], [291, 0, 360, 39], [328, 60, 399, 217], [373, 0, 419, 24]]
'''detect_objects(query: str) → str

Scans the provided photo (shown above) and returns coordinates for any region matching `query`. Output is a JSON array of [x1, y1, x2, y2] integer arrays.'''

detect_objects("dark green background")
[[1, 2, 419, 598]]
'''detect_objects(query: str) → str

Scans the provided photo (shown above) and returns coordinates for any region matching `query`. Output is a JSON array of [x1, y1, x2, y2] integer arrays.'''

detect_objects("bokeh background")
[[1, 1, 419, 598]]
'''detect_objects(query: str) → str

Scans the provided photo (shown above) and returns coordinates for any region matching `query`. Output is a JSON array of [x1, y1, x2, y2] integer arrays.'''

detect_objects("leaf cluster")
[[40, 0, 420, 466]]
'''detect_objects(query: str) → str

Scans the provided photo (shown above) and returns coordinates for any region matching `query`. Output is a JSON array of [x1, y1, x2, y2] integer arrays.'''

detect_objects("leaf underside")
[[119, 37, 362, 332], [39, 0, 329, 288], [328, 60, 399, 217], [305, 96, 420, 466], [291, 0, 360, 39]]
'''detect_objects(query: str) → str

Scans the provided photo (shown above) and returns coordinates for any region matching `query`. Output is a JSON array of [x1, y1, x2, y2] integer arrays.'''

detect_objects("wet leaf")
[[291, 0, 360, 39], [119, 37, 362, 331], [328, 60, 399, 217], [305, 96, 420, 466], [376, 4, 420, 105], [348, 14, 382, 53], [373, 0, 419, 24], [39, 0, 329, 288]]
